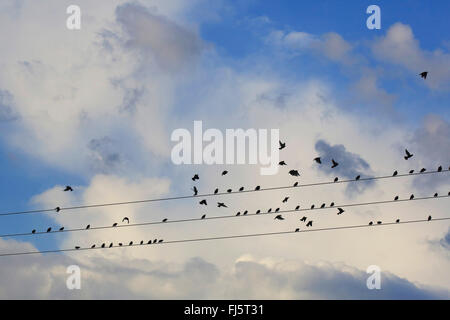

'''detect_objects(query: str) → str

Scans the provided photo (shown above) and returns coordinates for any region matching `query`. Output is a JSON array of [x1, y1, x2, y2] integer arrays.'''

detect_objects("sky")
[[0, 0, 449, 299]]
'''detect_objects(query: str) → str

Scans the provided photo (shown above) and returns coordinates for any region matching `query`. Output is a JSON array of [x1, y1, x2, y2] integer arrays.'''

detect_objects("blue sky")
[[0, 0, 449, 298]]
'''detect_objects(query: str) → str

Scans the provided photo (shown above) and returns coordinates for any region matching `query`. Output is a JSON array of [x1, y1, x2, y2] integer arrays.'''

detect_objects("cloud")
[[0, 89, 18, 122], [372, 23, 450, 91], [314, 140, 375, 195]]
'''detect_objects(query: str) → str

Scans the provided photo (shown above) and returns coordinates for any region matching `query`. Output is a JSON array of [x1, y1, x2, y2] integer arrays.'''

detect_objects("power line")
[[0, 216, 448, 257], [0, 169, 448, 218], [0, 194, 448, 239]]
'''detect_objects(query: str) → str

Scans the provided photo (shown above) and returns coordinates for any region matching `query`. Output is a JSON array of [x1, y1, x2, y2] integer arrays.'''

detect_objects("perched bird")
[[404, 149, 413, 160], [295, 205, 300, 210], [192, 174, 199, 181], [112, 223, 118, 227], [337, 208, 345, 215], [396, 219, 400, 223], [279, 140, 286, 150], [267, 208, 272, 213], [162, 218, 168, 222], [122, 217, 130, 224], [274, 215, 284, 220], [420, 168, 426, 173], [394, 196, 399, 201], [86, 225, 90, 230], [158, 240, 163, 243], [59, 227, 64, 231], [47, 227, 52, 233], [275, 208, 280, 212], [192, 186, 198, 196], [147, 240, 152, 244], [256, 209, 261, 214], [201, 214, 206, 219], [75, 246, 80, 250], [330, 202, 335, 207], [428, 215, 432, 221], [153, 239, 158, 244], [140, 241, 144, 245], [255, 186, 261, 191], [222, 170, 228, 176], [63, 186, 73, 192], [101, 243, 105, 248], [369, 221, 373, 226], [109, 243, 113, 248], [227, 189, 232, 193], [377, 221, 382, 225], [410, 194, 414, 200], [199, 199, 207, 206], [419, 71, 428, 79], [282, 197, 289, 203], [279, 161, 287, 166], [314, 157, 321, 164], [311, 204, 315, 209], [393, 170, 398, 177], [289, 170, 300, 177], [334, 177, 339, 183], [437, 166, 442, 172], [409, 170, 414, 174], [129, 241, 133, 246], [293, 182, 299, 187], [243, 210, 248, 215], [91, 244, 96, 248], [217, 202, 227, 208], [119, 243, 123, 246], [300, 216, 307, 222], [239, 187, 244, 192], [295, 228, 300, 232], [355, 175, 361, 181], [320, 203, 326, 208], [236, 212, 241, 216], [55, 207, 61, 213], [306, 221, 313, 227], [331, 159, 339, 168], [434, 193, 438, 198], [32, 229, 36, 234], [214, 188, 219, 194]]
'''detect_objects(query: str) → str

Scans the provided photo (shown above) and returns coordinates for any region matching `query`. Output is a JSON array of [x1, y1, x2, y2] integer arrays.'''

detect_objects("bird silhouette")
[[289, 170, 300, 177], [112, 223, 118, 227], [275, 208, 280, 212], [59, 227, 64, 231], [86, 225, 90, 229], [404, 149, 413, 160], [420, 168, 426, 173], [393, 170, 398, 177], [122, 217, 130, 224], [300, 216, 307, 222], [295, 205, 300, 210], [355, 175, 360, 180], [243, 210, 248, 215], [396, 219, 400, 223], [255, 186, 261, 191], [279, 140, 286, 150], [46, 227, 51, 233], [217, 202, 227, 208], [410, 194, 414, 200], [119, 243, 123, 246], [420, 71, 428, 79], [369, 221, 373, 225], [201, 214, 206, 219], [109, 243, 113, 248], [377, 221, 382, 225], [32, 229, 36, 234], [222, 170, 228, 176], [295, 228, 300, 232], [334, 177, 338, 182], [330, 202, 335, 207], [162, 218, 168, 222], [267, 208, 272, 213], [227, 189, 232, 193], [158, 240, 163, 243], [306, 221, 313, 227], [147, 240, 152, 244], [129, 241, 133, 246], [55, 207, 61, 213], [140, 241, 144, 245], [239, 187, 244, 191], [311, 204, 315, 209], [434, 193, 438, 198], [428, 215, 432, 221], [274, 215, 284, 220], [192, 186, 198, 196], [409, 170, 414, 174], [192, 174, 199, 181], [214, 188, 218, 194], [75, 246, 80, 250], [394, 196, 399, 201], [199, 199, 207, 205], [293, 182, 299, 187], [279, 161, 287, 166], [63, 186, 73, 192], [337, 208, 345, 215], [320, 203, 325, 208], [282, 197, 289, 203], [256, 209, 261, 214], [331, 159, 339, 168], [236, 212, 241, 216], [101, 243, 105, 248], [437, 166, 442, 172], [314, 157, 321, 164], [91, 244, 96, 248]]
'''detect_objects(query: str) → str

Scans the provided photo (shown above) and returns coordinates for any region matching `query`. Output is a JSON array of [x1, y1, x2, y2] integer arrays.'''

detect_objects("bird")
[[147, 240, 152, 244], [227, 189, 232, 193], [217, 202, 227, 208], [91, 244, 96, 248], [404, 149, 413, 160], [255, 186, 261, 191], [279, 140, 286, 150], [334, 177, 338, 182], [122, 217, 130, 224], [295, 205, 300, 210], [279, 161, 287, 166], [337, 208, 345, 215], [420, 168, 426, 173], [158, 239, 163, 243], [434, 193, 438, 198], [129, 241, 133, 246], [59, 227, 64, 231], [377, 221, 382, 225], [267, 208, 272, 213], [201, 214, 206, 219], [192, 186, 198, 196], [394, 196, 399, 201], [409, 170, 414, 174], [410, 194, 414, 200], [236, 212, 241, 216], [282, 197, 289, 203], [274, 215, 284, 220], [75, 246, 80, 250], [295, 228, 300, 232], [46, 227, 52, 233], [214, 188, 219, 194], [118, 243, 123, 246], [222, 170, 228, 176], [239, 187, 244, 192], [162, 218, 168, 222], [192, 174, 199, 181], [293, 182, 299, 187], [300, 216, 307, 222], [331, 159, 339, 168], [63, 186, 73, 192], [437, 166, 442, 172], [112, 223, 118, 227], [256, 209, 261, 214], [55, 207, 61, 213], [310, 204, 315, 209], [419, 71, 428, 79], [101, 243, 105, 248], [369, 221, 373, 226], [199, 199, 207, 205], [32, 229, 36, 234], [428, 215, 432, 221], [330, 202, 335, 207], [306, 221, 313, 227], [243, 210, 248, 215], [109, 243, 113, 248], [393, 170, 398, 177], [396, 219, 400, 223], [275, 208, 280, 212], [314, 157, 321, 164], [289, 170, 300, 177], [140, 241, 144, 245], [320, 203, 325, 208], [86, 224, 90, 229], [355, 175, 361, 181]]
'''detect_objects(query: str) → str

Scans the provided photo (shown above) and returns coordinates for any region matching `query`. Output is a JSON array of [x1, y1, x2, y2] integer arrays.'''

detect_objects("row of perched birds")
[[74, 239, 163, 250], [368, 215, 432, 226]]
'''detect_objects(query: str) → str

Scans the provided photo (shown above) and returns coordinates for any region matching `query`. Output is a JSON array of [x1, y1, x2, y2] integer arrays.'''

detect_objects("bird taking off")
[[306, 221, 313, 227], [192, 174, 199, 181], [282, 197, 289, 203], [331, 159, 339, 168], [279, 140, 286, 150], [274, 215, 284, 220], [420, 71, 428, 79], [314, 157, 321, 164], [199, 199, 207, 206], [337, 208, 345, 215], [289, 170, 300, 177], [279, 161, 287, 166], [404, 149, 413, 160], [63, 186, 73, 192]]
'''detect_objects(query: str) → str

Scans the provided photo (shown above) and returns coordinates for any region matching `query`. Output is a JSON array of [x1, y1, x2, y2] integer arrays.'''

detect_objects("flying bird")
[[314, 157, 321, 164], [404, 149, 413, 160], [337, 208, 345, 215], [192, 174, 199, 181], [122, 217, 130, 224], [300, 216, 307, 222], [279, 140, 286, 150], [306, 221, 313, 227], [419, 71, 428, 79], [192, 186, 198, 196], [217, 202, 227, 208], [63, 186, 73, 192], [274, 215, 284, 220], [222, 170, 228, 176], [331, 159, 339, 168], [393, 170, 398, 177], [289, 170, 300, 177], [279, 161, 287, 166], [199, 199, 207, 206], [282, 197, 289, 203]]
